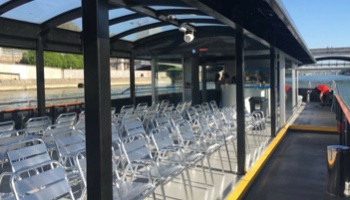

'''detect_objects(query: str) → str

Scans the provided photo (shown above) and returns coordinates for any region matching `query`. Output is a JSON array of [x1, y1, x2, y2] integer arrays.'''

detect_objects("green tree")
[[20, 50, 84, 69]]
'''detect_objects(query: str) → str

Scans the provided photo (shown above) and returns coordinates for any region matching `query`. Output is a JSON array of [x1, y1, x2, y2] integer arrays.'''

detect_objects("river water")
[[1, 74, 349, 110]]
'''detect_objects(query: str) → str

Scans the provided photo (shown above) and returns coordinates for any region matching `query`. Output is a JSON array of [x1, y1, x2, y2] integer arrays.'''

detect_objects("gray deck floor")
[[244, 102, 348, 200]]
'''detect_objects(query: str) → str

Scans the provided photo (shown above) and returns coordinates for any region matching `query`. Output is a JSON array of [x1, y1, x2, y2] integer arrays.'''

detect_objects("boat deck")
[[243, 102, 349, 199]]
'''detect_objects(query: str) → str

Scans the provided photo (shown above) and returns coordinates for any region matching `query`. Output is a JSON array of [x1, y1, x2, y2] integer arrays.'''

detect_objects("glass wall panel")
[[2, 0, 81, 23], [155, 57, 183, 104], [285, 63, 293, 121]]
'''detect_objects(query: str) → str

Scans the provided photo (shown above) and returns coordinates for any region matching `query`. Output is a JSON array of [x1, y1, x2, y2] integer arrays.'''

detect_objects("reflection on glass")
[[110, 17, 159, 36], [0, 0, 9, 6], [155, 58, 183, 103], [58, 18, 82, 32], [285, 69, 293, 121], [109, 8, 135, 19], [122, 25, 177, 41], [191, 23, 227, 27], [148, 6, 193, 10], [175, 15, 214, 20], [2, 0, 81, 24]]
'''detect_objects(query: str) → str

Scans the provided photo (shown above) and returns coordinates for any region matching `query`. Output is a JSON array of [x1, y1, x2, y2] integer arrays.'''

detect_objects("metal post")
[[270, 48, 276, 137], [202, 64, 207, 103], [236, 31, 245, 174], [36, 37, 45, 116], [292, 64, 296, 111], [191, 57, 200, 105], [151, 56, 158, 103], [279, 52, 286, 125], [129, 53, 136, 105], [82, 0, 113, 199]]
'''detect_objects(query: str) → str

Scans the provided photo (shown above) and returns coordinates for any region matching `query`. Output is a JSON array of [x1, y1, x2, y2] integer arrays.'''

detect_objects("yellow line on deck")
[[227, 124, 290, 200], [289, 125, 337, 133]]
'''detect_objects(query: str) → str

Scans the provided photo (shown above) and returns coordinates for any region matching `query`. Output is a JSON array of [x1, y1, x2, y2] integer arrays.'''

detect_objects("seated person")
[[315, 84, 333, 105]]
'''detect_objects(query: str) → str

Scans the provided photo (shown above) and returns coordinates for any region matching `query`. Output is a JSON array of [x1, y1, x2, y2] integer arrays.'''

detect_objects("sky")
[[280, 0, 350, 49]]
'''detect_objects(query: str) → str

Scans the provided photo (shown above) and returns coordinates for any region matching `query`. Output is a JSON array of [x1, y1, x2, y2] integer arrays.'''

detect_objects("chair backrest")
[[11, 161, 75, 200], [209, 100, 219, 112], [134, 102, 148, 118], [148, 102, 159, 112], [43, 126, 72, 151], [25, 116, 51, 136], [150, 127, 175, 152], [7, 138, 51, 172], [120, 104, 134, 116], [174, 119, 197, 145], [56, 112, 77, 126], [159, 99, 170, 112], [201, 102, 213, 115], [0, 129, 27, 162], [0, 120, 15, 132], [74, 118, 85, 132], [55, 131, 86, 159], [153, 115, 175, 133], [175, 101, 186, 114], [121, 134, 152, 164], [123, 119, 147, 138], [186, 107, 199, 124]]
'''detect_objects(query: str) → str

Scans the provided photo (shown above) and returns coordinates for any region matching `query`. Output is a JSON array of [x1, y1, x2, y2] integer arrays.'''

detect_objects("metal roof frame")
[[0, 0, 314, 63]]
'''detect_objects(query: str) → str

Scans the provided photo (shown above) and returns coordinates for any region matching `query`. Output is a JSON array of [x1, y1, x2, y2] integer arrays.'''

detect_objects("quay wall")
[[0, 63, 171, 91]]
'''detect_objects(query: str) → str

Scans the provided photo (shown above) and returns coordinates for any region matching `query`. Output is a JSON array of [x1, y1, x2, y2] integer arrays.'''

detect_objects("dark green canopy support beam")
[[270, 47, 276, 137], [236, 30, 246, 175], [35, 37, 45, 116], [82, 0, 113, 199], [129, 52, 136, 105]]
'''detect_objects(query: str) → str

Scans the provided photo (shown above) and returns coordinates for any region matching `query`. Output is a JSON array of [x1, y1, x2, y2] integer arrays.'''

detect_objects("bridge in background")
[[298, 47, 350, 74]]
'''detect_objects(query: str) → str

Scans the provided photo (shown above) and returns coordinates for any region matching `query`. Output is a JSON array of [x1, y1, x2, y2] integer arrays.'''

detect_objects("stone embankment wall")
[[0, 63, 172, 91]]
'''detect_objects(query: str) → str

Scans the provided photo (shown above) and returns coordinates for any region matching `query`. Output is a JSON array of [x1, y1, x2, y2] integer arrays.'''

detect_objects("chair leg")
[[217, 148, 225, 173], [224, 141, 232, 172], [201, 160, 209, 189], [185, 169, 194, 200], [206, 156, 215, 184], [181, 172, 190, 200], [160, 183, 167, 200]]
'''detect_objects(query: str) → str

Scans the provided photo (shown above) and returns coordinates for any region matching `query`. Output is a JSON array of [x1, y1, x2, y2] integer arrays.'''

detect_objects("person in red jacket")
[[315, 84, 332, 105]]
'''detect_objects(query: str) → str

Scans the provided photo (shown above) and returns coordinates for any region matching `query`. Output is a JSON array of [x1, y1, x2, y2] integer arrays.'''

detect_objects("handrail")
[[332, 80, 350, 122]]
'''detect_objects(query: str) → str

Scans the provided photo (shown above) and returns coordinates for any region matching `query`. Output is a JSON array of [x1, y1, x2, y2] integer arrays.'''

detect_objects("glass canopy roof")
[[2, 0, 81, 24], [0, 1, 227, 44]]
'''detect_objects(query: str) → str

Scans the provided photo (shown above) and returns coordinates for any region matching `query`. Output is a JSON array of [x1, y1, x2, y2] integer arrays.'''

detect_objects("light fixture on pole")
[[179, 25, 195, 43]]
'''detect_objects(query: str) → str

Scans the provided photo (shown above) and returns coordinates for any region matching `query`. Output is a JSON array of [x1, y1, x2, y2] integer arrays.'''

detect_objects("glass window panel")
[[191, 23, 227, 27], [2, 0, 81, 24], [121, 25, 177, 42], [109, 8, 135, 20], [149, 6, 193, 10], [175, 15, 214, 20], [58, 18, 82, 32], [0, 0, 9, 6], [109, 17, 160, 36]]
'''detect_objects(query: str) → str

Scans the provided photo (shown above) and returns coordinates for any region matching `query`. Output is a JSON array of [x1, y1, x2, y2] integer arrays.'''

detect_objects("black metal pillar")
[[129, 53, 136, 105], [191, 57, 200, 104], [202, 63, 207, 103], [82, 0, 113, 199], [236, 31, 245, 174], [36, 37, 45, 116], [183, 57, 200, 104], [270, 48, 276, 137], [151, 56, 158, 103]]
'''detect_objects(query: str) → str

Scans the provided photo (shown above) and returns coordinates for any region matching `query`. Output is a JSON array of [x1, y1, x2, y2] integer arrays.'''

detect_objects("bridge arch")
[[315, 56, 350, 62]]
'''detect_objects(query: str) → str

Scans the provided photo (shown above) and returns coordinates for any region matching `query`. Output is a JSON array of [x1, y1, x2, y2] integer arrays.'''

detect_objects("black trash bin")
[[327, 145, 350, 197], [249, 97, 268, 117]]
